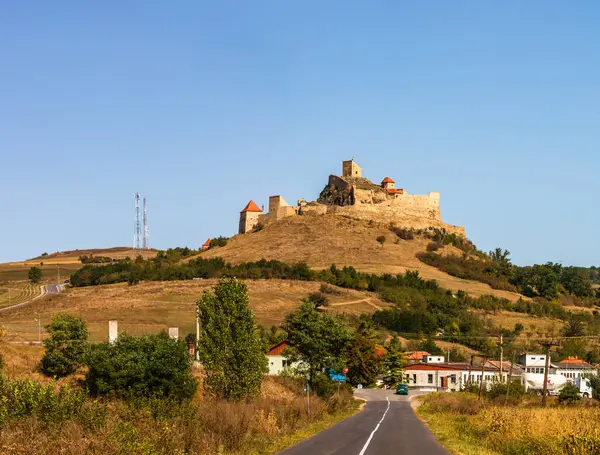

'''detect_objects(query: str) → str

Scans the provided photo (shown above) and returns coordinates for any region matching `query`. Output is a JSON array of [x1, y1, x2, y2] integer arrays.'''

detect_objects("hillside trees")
[[383, 336, 404, 388], [283, 302, 352, 390], [28, 266, 43, 284], [345, 318, 383, 387], [197, 278, 267, 400], [40, 314, 88, 377]]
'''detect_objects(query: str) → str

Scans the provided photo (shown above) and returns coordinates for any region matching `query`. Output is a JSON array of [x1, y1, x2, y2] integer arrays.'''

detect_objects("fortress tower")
[[342, 158, 362, 177], [239, 200, 263, 234]]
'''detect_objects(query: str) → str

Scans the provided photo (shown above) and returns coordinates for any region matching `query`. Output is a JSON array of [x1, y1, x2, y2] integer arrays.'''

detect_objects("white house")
[[403, 356, 508, 391], [518, 353, 549, 374], [554, 356, 597, 380], [266, 340, 292, 375]]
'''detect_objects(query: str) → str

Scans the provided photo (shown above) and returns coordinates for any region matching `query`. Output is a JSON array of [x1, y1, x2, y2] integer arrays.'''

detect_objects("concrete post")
[[109, 320, 118, 344], [168, 327, 179, 340]]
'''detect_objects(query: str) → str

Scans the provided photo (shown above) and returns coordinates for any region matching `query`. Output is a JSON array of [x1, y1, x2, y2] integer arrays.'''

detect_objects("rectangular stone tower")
[[342, 158, 362, 177]]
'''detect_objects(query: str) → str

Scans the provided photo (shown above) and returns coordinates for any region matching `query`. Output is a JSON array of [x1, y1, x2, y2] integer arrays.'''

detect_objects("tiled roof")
[[241, 200, 263, 213], [382, 177, 395, 183], [386, 188, 404, 195], [267, 340, 289, 356], [403, 351, 430, 360], [559, 356, 589, 365], [202, 238, 211, 247], [404, 362, 501, 372]]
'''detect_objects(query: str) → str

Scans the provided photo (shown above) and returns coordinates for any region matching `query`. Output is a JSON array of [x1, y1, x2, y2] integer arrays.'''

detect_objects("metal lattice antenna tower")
[[134, 192, 142, 250], [143, 197, 149, 249]]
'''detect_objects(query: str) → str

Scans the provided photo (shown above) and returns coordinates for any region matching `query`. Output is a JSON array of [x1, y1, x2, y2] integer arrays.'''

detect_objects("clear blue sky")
[[1, 1, 598, 266]]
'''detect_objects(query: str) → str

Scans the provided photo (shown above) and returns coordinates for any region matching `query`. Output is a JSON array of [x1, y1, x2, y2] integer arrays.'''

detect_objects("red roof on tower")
[[382, 177, 395, 184], [202, 238, 211, 248], [240, 200, 263, 213]]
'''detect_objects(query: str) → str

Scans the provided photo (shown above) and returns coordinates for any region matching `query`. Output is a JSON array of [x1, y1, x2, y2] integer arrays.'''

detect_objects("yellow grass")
[[197, 214, 525, 302], [0, 282, 43, 308], [417, 393, 600, 455], [0, 279, 389, 343], [471, 310, 563, 335]]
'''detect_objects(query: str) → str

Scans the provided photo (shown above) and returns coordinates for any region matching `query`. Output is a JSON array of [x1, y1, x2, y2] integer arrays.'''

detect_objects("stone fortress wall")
[[238, 159, 465, 237]]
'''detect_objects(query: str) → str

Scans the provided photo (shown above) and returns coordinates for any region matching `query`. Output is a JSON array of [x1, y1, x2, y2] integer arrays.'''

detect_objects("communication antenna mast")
[[134, 192, 142, 250], [143, 197, 149, 249]]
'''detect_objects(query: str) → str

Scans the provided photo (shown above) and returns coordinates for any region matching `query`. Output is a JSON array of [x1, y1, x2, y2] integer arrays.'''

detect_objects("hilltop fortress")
[[239, 159, 465, 237]]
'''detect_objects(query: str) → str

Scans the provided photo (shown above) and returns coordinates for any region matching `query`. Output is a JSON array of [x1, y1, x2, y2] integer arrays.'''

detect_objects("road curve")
[[0, 284, 64, 313], [278, 390, 449, 455]]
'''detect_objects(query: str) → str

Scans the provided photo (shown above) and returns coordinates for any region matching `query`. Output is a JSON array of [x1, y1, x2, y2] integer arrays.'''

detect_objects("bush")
[[559, 383, 582, 405], [0, 376, 86, 425], [210, 236, 229, 248], [376, 235, 386, 245], [320, 283, 342, 295], [40, 314, 88, 378], [426, 241, 442, 252], [85, 332, 197, 400], [485, 381, 525, 400], [305, 291, 330, 309], [391, 226, 415, 240]]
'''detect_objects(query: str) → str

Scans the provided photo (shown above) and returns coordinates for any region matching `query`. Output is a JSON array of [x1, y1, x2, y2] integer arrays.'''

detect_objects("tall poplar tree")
[[197, 278, 267, 400]]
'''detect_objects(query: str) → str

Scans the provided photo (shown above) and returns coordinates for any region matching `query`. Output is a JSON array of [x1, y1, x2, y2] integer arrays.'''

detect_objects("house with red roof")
[[381, 177, 404, 196], [201, 238, 211, 250], [266, 340, 295, 375]]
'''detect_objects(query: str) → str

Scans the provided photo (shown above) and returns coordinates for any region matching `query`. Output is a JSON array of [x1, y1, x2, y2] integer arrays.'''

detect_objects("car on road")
[[396, 384, 409, 395]]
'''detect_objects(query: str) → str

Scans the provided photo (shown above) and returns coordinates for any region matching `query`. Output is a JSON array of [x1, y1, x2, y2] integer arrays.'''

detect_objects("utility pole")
[[478, 355, 489, 401], [498, 334, 504, 380], [195, 306, 200, 362], [540, 340, 560, 407], [57, 264, 60, 285], [36, 314, 41, 343], [504, 350, 517, 405], [468, 355, 474, 388]]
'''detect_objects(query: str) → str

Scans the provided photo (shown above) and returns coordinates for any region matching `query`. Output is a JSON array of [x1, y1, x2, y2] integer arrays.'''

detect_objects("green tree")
[[346, 319, 383, 387], [558, 382, 581, 404], [418, 337, 444, 355], [197, 278, 267, 400], [85, 332, 196, 400], [561, 267, 593, 297], [28, 266, 43, 284], [383, 336, 405, 388], [283, 302, 352, 388], [304, 291, 329, 309], [40, 314, 88, 377]]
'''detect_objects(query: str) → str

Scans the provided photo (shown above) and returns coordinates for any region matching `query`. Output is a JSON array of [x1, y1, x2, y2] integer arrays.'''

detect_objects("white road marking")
[[358, 396, 390, 455]]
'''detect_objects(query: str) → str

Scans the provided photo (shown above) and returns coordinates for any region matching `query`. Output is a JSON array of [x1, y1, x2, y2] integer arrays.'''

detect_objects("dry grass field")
[[471, 309, 563, 335], [198, 214, 524, 302], [0, 279, 391, 343], [0, 247, 157, 282], [0, 282, 43, 309], [418, 392, 600, 455]]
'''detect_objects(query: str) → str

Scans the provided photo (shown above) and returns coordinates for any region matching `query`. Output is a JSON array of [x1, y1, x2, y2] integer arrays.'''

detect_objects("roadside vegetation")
[[0, 277, 360, 455], [418, 392, 600, 455]]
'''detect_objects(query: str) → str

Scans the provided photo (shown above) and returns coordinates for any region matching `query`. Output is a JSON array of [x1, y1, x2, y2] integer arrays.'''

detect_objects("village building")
[[201, 238, 211, 250], [403, 351, 431, 364], [554, 356, 597, 379], [403, 356, 509, 392], [265, 340, 293, 375]]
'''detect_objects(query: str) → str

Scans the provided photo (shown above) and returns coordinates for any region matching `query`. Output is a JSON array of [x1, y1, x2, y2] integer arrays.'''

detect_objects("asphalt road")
[[278, 389, 449, 455]]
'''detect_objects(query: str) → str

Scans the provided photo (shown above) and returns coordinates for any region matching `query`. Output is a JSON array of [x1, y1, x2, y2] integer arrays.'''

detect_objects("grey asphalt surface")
[[278, 389, 450, 455]]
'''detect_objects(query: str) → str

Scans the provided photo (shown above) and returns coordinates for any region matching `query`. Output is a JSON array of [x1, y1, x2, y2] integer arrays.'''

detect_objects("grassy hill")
[[0, 247, 157, 282], [198, 214, 524, 302], [0, 279, 391, 343]]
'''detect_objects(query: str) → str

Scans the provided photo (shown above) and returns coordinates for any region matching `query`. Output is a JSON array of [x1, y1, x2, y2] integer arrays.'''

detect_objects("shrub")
[[426, 241, 442, 252], [40, 314, 88, 378], [391, 226, 415, 240], [305, 291, 330, 309], [0, 352, 4, 374], [376, 235, 386, 245], [252, 222, 265, 233], [210, 236, 229, 248], [85, 332, 197, 400], [320, 283, 342, 295], [485, 381, 525, 400], [559, 383, 582, 404]]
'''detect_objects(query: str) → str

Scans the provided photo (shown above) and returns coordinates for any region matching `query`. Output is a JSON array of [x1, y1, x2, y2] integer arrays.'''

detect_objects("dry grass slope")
[[199, 214, 524, 302]]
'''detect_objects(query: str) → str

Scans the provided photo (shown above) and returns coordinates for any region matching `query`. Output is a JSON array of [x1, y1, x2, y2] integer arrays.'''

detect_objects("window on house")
[[428, 374, 433, 384], [451, 375, 456, 384], [282, 360, 288, 368], [413, 374, 417, 383]]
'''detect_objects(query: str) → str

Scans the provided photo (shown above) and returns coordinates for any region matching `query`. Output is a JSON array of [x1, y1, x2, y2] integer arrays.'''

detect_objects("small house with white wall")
[[555, 356, 597, 380], [266, 340, 292, 375], [403, 356, 508, 391], [518, 353, 549, 374]]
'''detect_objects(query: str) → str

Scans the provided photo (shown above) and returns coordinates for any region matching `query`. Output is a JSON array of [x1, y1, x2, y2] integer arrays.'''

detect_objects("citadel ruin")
[[239, 159, 465, 237]]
